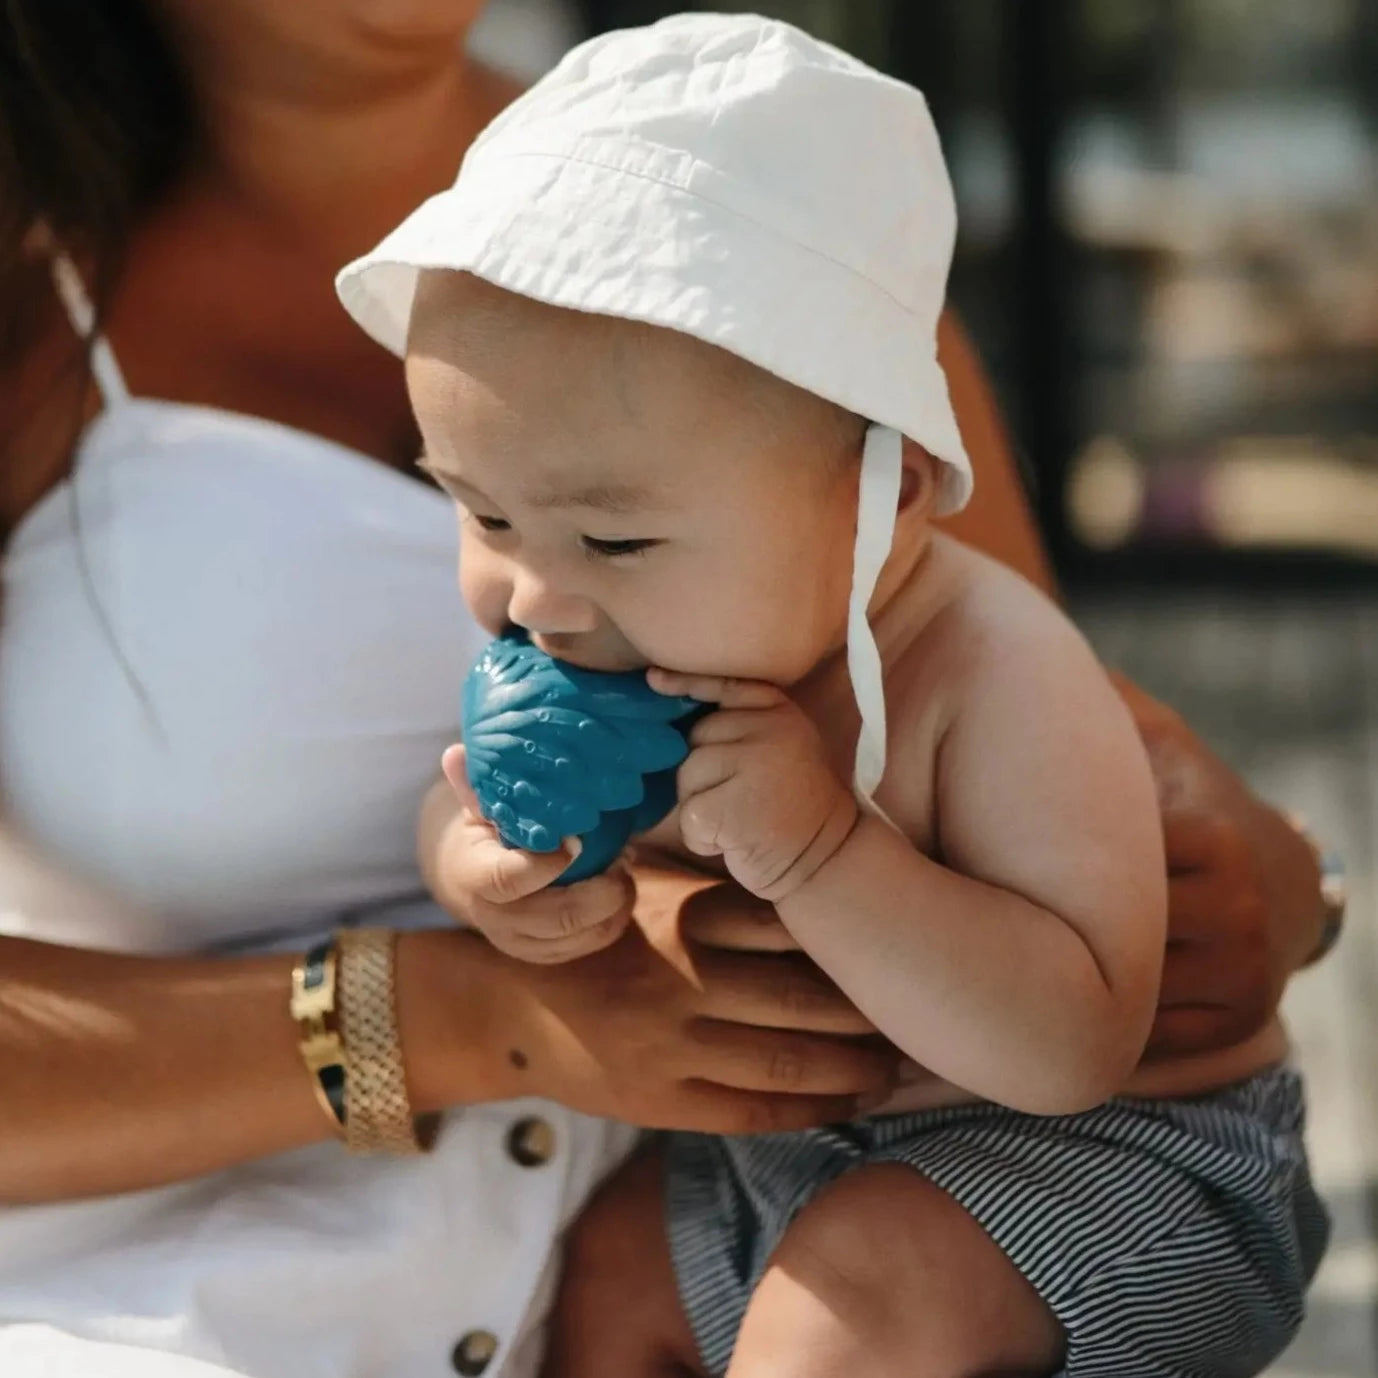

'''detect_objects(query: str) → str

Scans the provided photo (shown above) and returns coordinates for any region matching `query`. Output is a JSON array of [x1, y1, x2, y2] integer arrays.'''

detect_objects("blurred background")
[[471, 2, 1378, 1374]]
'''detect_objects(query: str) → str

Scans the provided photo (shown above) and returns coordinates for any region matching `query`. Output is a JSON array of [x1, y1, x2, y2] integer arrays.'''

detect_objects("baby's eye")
[[472, 514, 512, 533], [581, 536, 659, 560]]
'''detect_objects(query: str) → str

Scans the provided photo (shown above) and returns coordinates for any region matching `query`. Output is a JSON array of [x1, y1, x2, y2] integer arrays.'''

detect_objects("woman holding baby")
[[0, 2, 1338, 1375]]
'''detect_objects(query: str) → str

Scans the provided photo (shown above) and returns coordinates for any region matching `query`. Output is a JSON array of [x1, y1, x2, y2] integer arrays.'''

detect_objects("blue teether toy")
[[461, 632, 703, 884]]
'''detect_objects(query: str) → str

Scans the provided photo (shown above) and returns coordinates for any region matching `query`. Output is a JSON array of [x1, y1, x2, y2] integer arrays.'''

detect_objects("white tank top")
[[0, 260, 480, 952], [0, 260, 637, 1378]]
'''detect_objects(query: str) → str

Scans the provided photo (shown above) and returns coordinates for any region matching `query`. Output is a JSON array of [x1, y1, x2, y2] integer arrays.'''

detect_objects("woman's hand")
[[412, 828, 898, 1133], [1115, 676, 1326, 1058]]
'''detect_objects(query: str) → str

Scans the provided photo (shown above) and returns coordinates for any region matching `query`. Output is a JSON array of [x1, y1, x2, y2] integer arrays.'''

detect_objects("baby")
[[337, 15, 1325, 1378]]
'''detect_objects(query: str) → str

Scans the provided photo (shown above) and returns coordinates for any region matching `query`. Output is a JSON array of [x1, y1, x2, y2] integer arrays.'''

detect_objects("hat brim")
[[336, 151, 972, 515]]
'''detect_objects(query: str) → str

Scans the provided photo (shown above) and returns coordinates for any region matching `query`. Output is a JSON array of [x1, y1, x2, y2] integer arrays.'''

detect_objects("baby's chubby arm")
[[653, 601, 1166, 1117], [785, 611, 1164, 1114]]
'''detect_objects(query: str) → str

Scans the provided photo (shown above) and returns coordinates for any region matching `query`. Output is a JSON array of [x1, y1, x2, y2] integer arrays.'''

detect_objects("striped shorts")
[[665, 1064, 1328, 1377]]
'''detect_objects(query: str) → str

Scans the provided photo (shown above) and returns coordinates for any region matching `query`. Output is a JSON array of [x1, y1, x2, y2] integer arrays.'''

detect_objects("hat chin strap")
[[847, 425, 903, 812]]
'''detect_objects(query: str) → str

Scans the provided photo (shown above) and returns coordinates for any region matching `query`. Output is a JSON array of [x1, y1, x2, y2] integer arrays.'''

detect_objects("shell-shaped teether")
[[461, 632, 702, 884]]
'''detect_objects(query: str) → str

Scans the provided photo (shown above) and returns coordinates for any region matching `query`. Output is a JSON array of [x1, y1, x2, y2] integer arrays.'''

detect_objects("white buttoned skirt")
[[0, 1101, 636, 1378]]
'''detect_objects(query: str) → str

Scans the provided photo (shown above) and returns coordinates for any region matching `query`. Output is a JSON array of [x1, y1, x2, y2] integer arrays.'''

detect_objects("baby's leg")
[[548, 1151, 1065, 1378], [544, 1146, 702, 1378], [727, 1164, 1065, 1378]]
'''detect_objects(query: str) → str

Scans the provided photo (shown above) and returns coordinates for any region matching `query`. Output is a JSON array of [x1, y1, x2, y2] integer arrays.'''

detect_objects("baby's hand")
[[435, 745, 635, 964], [648, 671, 859, 903]]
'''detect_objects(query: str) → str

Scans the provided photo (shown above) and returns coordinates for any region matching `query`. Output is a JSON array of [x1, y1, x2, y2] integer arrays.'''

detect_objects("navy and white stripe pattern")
[[666, 1064, 1329, 1377]]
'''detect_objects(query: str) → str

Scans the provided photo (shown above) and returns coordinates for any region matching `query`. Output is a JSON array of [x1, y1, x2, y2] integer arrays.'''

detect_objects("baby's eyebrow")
[[416, 453, 478, 504], [525, 482, 663, 515], [417, 451, 667, 515]]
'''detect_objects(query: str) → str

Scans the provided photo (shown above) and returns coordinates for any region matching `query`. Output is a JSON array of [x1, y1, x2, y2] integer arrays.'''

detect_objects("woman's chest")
[[111, 192, 422, 470], [0, 433, 476, 949]]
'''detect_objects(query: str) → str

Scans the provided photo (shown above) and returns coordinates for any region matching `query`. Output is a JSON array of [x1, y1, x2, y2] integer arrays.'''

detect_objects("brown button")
[[451, 1330, 499, 1376], [506, 1116, 556, 1167]]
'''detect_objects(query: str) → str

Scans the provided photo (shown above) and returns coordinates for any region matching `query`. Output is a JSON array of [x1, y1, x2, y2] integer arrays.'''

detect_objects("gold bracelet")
[[289, 940, 347, 1137], [336, 928, 438, 1155]]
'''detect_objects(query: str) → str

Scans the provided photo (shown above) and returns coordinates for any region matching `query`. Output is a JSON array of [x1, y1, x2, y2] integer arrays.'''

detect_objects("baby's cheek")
[[458, 544, 511, 636]]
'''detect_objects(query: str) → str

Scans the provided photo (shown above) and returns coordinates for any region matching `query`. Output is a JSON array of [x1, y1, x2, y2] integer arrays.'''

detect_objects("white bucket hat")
[[337, 11, 973, 805]]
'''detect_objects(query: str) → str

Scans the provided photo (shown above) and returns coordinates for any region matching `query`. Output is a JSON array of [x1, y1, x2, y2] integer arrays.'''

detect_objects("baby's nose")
[[506, 571, 599, 637]]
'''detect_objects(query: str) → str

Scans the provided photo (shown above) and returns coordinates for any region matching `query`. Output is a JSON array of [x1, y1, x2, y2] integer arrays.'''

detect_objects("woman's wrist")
[[394, 928, 525, 1114]]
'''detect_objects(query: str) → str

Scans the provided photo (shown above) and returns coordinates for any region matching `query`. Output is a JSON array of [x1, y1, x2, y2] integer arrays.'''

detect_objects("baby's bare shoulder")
[[911, 539, 1100, 697], [883, 541, 1114, 804], [888, 540, 1068, 699], [877, 540, 1071, 835]]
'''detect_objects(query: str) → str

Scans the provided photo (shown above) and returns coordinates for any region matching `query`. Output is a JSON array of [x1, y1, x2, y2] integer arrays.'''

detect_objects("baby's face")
[[407, 272, 863, 683]]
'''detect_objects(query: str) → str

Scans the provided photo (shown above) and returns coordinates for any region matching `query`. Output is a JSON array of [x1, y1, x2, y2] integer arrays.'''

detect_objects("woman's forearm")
[[0, 929, 507, 1204], [935, 310, 1056, 595], [0, 936, 328, 1202]]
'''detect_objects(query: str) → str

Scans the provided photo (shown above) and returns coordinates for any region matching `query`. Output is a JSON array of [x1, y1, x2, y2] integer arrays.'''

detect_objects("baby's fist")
[[648, 672, 858, 903], [432, 745, 635, 964]]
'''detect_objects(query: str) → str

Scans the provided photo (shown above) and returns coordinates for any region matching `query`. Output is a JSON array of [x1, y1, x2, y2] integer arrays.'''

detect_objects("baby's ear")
[[898, 439, 941, 519]]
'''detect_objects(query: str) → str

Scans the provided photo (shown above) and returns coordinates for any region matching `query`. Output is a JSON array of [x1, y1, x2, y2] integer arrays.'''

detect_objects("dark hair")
[[0, 0, 195, 372]]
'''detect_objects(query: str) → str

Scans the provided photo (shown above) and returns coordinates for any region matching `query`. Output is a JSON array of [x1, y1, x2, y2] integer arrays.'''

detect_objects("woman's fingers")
[[1162, 809, 1253, 879], [692, 946, 878, 1036], [494, 924, 893, 1135], [1155, 940, 1268, 1052], [1129, 677, 1319, 1057], [1163, 867, 1274, 1011], [671, 1084, 871, 1136], [686, 1019, 897, 1098], [1146, 1004, 1242, 1060], [1156, 939, 1233, 1007], [678, 883, 802, 953]]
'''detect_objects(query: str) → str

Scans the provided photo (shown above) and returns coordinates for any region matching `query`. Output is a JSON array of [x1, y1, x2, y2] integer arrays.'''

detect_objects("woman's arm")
[[935, 310, 1055, 595], [0, 825, 499, 1201], [1114, 677, 1327, 1056], [0, 804, 895, 1204], [0, 934, 349, 1202]]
